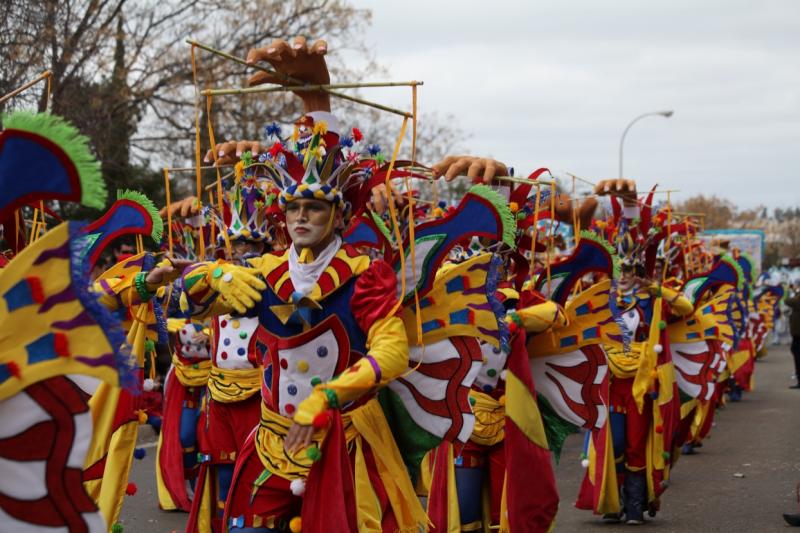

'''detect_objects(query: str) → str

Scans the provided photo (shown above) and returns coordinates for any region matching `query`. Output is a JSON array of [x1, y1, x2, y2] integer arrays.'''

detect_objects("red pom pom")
[[26, 277, 44, 303], [655, 424, 663, 434], [268, 142, 283, 158], [508, 321, 519, 335], [54, 333, 70, 357], [7, 362, 21, 378], [125, 482, 137, 496], [312, 410, 332, 430], [352, 127, 363, 142]]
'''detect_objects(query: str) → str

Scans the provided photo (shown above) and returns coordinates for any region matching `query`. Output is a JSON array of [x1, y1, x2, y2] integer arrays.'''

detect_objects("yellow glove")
[[207, 261, 267, 314]]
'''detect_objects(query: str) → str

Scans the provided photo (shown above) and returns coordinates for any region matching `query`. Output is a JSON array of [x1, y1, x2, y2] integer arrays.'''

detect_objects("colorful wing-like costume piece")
[[528, 279, 620, 432], [77, 189, 164, 268], [342, 211, 393, 259], [0, 221, 131, 400], [0, 112, 105, 219], [525, 233, 621, 515], [394, 184, 516, 305], [681, 255, 743, 306], [380, 186, 516, 476], [0, 112, 131, 533], [534, 231, 619, 305]]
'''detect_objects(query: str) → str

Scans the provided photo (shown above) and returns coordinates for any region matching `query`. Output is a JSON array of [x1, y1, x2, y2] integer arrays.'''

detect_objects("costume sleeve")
[[93, 275, 152, 311], [661, 286, 694, 317], [512, 301, 567, 333], [294, 260, 408, 425]]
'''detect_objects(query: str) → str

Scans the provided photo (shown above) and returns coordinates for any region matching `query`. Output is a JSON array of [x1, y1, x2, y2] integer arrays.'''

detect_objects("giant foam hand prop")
[[431, 155, 510, 184], [246, 36, 331, 113], [593, 179, 638, 207]]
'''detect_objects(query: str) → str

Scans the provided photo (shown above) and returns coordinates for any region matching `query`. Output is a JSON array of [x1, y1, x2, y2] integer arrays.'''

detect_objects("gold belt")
[[172, 355, 211, 388], [605, 342, 644, 379], [207, 365, 261, 403], [469, 390, 505, 446]]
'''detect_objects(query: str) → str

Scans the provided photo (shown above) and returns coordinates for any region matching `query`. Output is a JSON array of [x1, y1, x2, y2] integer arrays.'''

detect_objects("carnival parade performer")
[[183, 176, 276, 531]]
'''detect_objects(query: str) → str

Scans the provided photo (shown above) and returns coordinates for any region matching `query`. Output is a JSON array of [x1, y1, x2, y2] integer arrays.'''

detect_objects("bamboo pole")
[[404, 167, 556, 187], [164, 164, 235, 173], [202, 80, 423, 96], [187, 39, 414, 118], [0, 70, 52, 105]]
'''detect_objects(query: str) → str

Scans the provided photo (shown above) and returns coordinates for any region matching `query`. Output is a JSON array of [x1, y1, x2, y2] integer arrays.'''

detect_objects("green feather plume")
[[466, 184, 517, 249], [117, 189, 164, 243], [369, 210, 394, 244], [739, 252, 756, 283], [3, 111, 106, 209], [577, 230, 620, 278], [721, 254, 744, 290]]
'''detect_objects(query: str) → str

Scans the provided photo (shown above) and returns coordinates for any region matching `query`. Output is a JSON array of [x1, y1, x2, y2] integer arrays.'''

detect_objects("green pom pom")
[[112, 523, 124, 533], [310, 376, 322, 386], [306, 445, 322, 462], [658, 320, 667, 330], [580, 452, 587, 460], [469, 396, 476, 406], [212, 266, 224, 279], [662, 451, 670, 460]]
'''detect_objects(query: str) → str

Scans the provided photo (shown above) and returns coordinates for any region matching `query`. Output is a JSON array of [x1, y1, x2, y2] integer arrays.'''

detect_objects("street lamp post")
[[619, 110, 674, 177]]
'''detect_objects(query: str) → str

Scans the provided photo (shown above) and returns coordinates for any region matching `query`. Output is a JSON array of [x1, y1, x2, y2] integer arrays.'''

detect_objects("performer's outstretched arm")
[[93, 257, 192, 310]]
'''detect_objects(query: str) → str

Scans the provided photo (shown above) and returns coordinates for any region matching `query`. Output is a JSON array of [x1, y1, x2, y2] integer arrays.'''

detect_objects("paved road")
[[119, 345, 800, 532]]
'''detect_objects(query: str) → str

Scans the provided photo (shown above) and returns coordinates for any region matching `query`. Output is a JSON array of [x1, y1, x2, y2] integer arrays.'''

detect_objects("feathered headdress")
[[218, 160, 280, 244], [242, 119, 385, 222]]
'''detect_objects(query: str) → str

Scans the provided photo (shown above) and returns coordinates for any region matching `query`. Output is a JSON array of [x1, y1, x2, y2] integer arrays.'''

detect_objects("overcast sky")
[[341, 0, 799, 209]]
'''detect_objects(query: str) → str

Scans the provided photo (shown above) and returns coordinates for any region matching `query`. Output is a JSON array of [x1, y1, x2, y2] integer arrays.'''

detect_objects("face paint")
[[285, 198, 335, 250]]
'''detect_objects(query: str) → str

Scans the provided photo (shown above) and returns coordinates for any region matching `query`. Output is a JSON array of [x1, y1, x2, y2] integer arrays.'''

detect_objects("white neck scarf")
[[288, 236, 342, 296]]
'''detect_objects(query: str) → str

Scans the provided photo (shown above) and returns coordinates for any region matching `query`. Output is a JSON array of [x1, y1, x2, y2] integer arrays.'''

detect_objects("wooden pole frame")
[[186, 39, 415, 118]]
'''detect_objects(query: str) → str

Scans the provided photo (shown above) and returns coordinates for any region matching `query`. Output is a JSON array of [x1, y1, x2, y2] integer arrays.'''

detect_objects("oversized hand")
[[593, 179, 638, 207], [207, 262, 266, 314], [431, 155, 509, 184], [246, 36, 331, 113], [204, 141, 268, 166], [160, 196, 200, 218]]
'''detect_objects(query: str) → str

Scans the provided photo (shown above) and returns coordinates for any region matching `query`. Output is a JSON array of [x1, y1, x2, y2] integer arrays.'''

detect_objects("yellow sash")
[[172, 355, 211, 388], [605, 342, 644, 379], [469, 391, 505, 447], [207, 365, 261, 403], [255, 399, 428, 532]]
